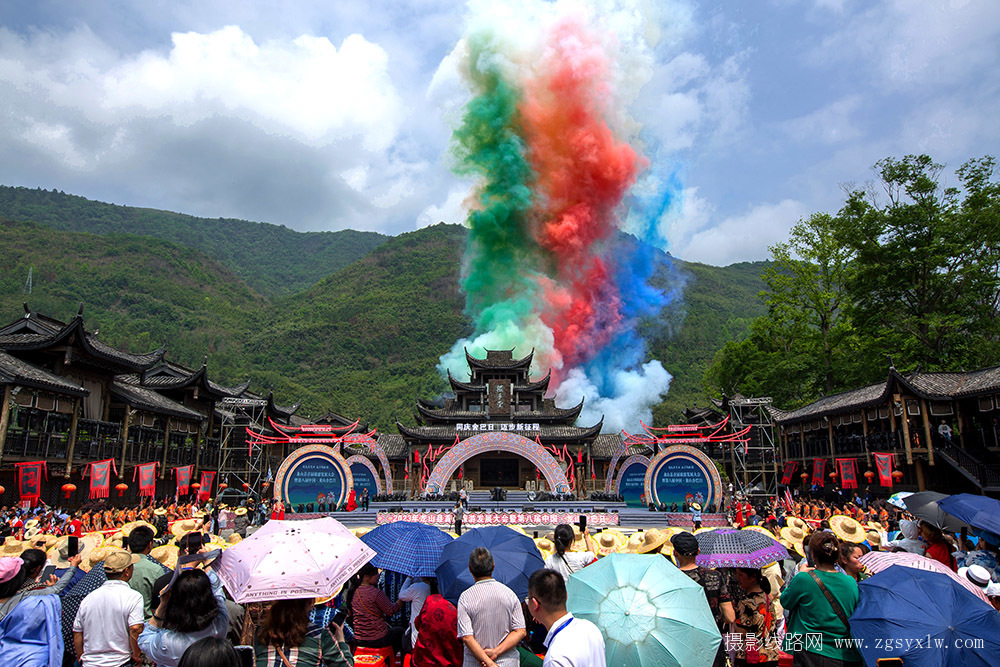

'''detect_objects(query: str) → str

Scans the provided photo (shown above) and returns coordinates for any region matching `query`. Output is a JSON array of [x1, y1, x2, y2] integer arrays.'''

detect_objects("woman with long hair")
[[732, 568, 780, 667], [179, 637, 241, 667], [139, 567, 230, 666], [346, 563, 403, 653], [919, 521, 956, 571], [254, 597, 352, 666], [543, 524, 596, 582]]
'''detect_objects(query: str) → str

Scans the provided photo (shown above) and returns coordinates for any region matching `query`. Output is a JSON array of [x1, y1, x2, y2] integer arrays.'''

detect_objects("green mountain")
[[0, 186, 388, 298], [0, 189, 768, 429]]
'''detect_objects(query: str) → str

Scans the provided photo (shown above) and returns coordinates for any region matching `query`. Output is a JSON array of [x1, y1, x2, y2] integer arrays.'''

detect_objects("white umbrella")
[[215, 517, 375, 603]]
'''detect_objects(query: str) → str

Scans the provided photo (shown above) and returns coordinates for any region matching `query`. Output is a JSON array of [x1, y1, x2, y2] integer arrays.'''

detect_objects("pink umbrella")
[[859, 550, 990, 604], [215, 517, 375, 603]]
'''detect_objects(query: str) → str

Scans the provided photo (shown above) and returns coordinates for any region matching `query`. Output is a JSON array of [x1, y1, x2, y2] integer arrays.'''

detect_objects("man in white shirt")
[[73, 549, 144, 667], [457, 547, 526, 667], [527, 568, 606, 667]]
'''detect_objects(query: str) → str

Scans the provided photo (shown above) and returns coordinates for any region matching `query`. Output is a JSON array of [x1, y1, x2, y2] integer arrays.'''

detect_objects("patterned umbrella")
[[859, 550, 990, 604], [567, 553, 721, 667], [215, 517, 375, 603], [694, 528, 789, 569], [887, 491, 914, 509], [361, 521, 453, 577]]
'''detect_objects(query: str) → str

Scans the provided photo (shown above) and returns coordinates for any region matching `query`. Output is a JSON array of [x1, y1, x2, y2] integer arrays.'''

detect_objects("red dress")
[[346, 489, 358, 512]]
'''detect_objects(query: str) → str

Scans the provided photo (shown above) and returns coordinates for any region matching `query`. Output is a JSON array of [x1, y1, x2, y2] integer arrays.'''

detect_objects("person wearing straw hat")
[[670, 532, 733, 667], [544, 524, 596, 583], [73, 549, 144, 667], [829, 516, 865, 545]]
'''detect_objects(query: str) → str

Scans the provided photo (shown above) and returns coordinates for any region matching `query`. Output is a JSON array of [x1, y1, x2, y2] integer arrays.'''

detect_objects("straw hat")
[[121, 520, 157, 538], [594, 531, 626, 556], [658, 527, 690, 557], [866, 521, 884, 532], [779, 525, 809, 545], [636, 529, 669, 554], [26, 534, 57, 551], [865, 530, 882, 547], [792, 541, 807, 559], [350, 527, 373, 538], [569, 528, 590, 553], [830, 515, 865, 543], [694, 526, 717, 535], [234, 507, 248, 516], [48, 533, 103, 568], [743, 526, 778, 540], [786, 516, 809, 532], [150, 544, 179, 570], [621, 532, 647, 553], [171, 518, 201, 538], [690, 503, 702, 511], [227, 533, 243, 545], [84, 532, 105, 547], [153, 508, 167, 516], [505, 525, 528, 536], [535, 538, 555, 559], [1, 536, 25, 557], [85, 546, 114, 571]]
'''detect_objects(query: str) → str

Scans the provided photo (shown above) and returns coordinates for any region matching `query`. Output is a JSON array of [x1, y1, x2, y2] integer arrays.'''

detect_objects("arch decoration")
[[424, 432, 569, 494], [344, 455, 383, 495]]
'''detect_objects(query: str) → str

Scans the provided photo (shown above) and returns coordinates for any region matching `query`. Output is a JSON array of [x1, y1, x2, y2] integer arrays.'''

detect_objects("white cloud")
[[417, 183, 473, 228], [783, 96, 862, 145], [678, 198, 808, 265]]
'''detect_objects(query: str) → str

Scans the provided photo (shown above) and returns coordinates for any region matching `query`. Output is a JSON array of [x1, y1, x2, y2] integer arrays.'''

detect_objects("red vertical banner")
[[175, 465, 193, 496], [198, 471, 215, 502], [134, 462, 158, 497], [780, 461, 799, 485], [86, 459, 116, 499], [837, 459, 857, 489], [874, 453, 894, 487], [16, 462, 47, 506], [811, 458, 827, 487]]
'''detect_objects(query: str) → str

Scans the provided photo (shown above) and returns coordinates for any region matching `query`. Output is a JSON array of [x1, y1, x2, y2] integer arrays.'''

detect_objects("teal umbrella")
[[566, 554, 721, 667]]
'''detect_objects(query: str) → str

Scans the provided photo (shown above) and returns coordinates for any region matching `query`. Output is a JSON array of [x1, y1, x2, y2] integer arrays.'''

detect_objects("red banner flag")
[[811, 458, 827, 487], [16, 461, 47, 506], [780, 461, 799, 485], [837, 459, 858, 489], [874, 453, 895, 487], [85, 459, 117, 499], [175, 465, 193, 496], [134, 462, 158, 497], [198, 471, 215, 502]]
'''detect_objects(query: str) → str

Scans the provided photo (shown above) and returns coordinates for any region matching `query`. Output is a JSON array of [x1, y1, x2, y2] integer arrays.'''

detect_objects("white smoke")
[[555, 360, 672, 433]]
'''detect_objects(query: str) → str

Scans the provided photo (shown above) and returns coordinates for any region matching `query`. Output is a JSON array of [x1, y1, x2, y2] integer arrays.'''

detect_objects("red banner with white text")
[[134, 462, 158, 497], [175, 465, 193, 496], [85, 459, 117, 499], [837, 458, 858, 489], [874, 453, 895, 487], [16, 461, 47, 506], [811, 458, 827, 487], [198, 471, 215, 502]]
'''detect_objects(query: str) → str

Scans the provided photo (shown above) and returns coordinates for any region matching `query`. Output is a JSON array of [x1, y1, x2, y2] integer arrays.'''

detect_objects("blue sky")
[[0, 0, 997, 265]]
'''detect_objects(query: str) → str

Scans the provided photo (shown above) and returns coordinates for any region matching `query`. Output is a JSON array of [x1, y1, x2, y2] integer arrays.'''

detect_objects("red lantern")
[[218, 483, 228, 491], [262, 481, 271, 490], [242, 482, 250, 490], [891, 470, 904, 480], [0, 485, 5, 495], [864, 470, 875, 482], [800, 473, 809, 480], [829, 471, 838, 479], [115, 482, 128, 497], [191, 482, 201, 491], [61, 483, 77, 499]]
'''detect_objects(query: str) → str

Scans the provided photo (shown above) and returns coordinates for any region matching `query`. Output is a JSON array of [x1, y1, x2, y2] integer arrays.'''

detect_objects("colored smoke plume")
[[438, 2, 684, 432]]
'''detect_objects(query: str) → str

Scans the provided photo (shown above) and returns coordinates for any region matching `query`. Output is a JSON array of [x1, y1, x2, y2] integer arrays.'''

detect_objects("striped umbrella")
[[694, 528, 789, 569], [361, 521, 453, 577], [859, 550, 990, 604]]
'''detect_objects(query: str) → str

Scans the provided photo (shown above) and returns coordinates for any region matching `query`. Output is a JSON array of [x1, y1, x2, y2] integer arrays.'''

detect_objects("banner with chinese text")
[[811, 458, 826, 487], [86, 459, 116, 499]]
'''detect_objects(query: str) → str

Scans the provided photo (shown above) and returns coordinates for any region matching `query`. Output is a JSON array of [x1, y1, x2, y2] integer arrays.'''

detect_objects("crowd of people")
[[0, 488, 994, 666]]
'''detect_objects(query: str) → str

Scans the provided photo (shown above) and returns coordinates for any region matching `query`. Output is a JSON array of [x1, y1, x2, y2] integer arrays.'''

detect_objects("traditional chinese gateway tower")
[[396, 349, 610, 492]]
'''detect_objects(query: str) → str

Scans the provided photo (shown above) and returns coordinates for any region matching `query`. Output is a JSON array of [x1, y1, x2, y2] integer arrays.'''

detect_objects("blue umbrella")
[[360, 522, 453, 577], [850, 565, 1000, 667], [567, 554, 721, 667], [435, 526, 545, 603], [937, 494, 1000, 536]]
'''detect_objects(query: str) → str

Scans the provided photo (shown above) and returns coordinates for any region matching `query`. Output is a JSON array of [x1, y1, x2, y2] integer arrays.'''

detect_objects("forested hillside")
[[0, 191, 768, 429], [0, 186, 388, 297]]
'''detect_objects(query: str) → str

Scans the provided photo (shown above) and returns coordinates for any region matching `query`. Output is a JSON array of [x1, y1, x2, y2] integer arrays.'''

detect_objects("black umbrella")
[[902, 491, 972, 533]]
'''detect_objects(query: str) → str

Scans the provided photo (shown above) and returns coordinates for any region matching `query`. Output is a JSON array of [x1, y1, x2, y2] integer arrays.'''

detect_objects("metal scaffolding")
[[217, 397, 269, 495], [728, 396, 779, 502]]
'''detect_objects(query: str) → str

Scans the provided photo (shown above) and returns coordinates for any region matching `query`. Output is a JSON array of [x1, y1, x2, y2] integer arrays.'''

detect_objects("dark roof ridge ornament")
[[77, 303, 84, 317], [22, 302, 30, 317], [888, 356, 895, 372], [202, 355, 208, 368]]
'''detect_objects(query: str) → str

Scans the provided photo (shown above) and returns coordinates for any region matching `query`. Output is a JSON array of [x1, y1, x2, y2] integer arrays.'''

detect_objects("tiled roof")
[[774, 382, 887, 424], [375, 433, 407, 459], [589, 433, 653, 459], [465, 348, 533, 369], [0, 351, 88, 396], [111, 381, 204, 421], [902, 366, 1000, 399]]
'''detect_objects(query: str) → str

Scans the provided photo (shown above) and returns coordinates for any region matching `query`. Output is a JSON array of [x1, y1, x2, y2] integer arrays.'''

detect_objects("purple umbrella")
[[694, 528, 789, 569], [215, 517, 375, 603]]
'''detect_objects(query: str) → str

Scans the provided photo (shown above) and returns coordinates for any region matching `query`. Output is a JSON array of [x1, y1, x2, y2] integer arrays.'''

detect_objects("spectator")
[[179, 636, 241, 667], [398, 575, 433, 650], [128, 525, 168, 619], [732, 568, 780, 667], [782, 532, 862, 667], [411, 593, 462, 667], [347, 563, 404, 654], [544, 524, 596, 583], [454, 502, 465, 536], [253, 597, 352, 666], [457, 547, 526, 667], [919, 521, 956, 571], [886, 519, 924, 554], [526, 568, 606, 667], [670, 533, 733, 667], [73, 549, 144, 667], [838, 542, 869, 582], [139, 567, 230, 666]]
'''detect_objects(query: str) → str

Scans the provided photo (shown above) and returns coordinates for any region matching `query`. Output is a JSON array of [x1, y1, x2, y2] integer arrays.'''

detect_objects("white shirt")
[[74, 579, 144, 667], [398, 578, 431, 644], [543, 613, 606, 667], [457, 578, 525, 667], [544, 552, 596, 583]]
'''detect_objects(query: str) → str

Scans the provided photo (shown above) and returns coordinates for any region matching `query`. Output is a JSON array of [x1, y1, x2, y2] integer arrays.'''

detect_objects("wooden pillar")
[[119, 408, 132, 476], [799, 428, 805, 461], [64, 397, 82, 476], [897, 395, 914, 465], [194, 430, 202, 477], [161, 417, 171, 477], [920, 398, 935, 466], [828, 420, 836, 470], [955, 400, 966, 448], [0, 385, 12, 464], [861, 410, 871, 468], [914, 457, 926, 491]]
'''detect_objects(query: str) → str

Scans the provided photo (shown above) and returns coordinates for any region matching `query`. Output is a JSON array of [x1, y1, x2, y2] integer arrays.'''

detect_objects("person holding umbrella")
[[670, 532, 733, 667], [253, 597, 352, 666]]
